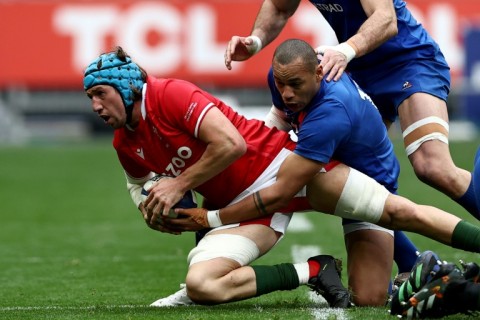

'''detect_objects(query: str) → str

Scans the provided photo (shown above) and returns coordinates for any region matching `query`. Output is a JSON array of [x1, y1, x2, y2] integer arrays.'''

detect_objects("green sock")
[[451, 220, 480, 253], [251, 263, 300, 297]]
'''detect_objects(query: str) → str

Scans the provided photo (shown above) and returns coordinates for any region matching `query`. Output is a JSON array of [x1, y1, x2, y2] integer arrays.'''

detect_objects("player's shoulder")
[[147, 76, 200, 94]]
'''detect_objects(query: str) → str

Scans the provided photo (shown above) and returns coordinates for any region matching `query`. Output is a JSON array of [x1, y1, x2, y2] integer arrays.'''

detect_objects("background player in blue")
[[224, 0, 478, 224]]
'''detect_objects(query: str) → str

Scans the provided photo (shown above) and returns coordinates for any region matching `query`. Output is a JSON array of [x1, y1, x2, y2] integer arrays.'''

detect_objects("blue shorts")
[[350, 52, 451, 123]]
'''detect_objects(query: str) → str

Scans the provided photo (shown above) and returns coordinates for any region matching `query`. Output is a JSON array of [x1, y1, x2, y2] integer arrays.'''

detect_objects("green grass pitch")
[[0, 138, 478, 319]]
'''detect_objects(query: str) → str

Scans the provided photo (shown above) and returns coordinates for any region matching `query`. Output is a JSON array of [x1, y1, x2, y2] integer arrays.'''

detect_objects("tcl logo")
[[53, 2, 227, 74]]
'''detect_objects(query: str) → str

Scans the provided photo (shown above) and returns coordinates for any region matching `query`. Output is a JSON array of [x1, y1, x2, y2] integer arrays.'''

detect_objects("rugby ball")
[[141, 174, 197, 218]]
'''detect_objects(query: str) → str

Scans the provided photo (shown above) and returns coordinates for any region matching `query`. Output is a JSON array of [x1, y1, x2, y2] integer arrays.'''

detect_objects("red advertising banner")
[[0, 0, 479, 89]]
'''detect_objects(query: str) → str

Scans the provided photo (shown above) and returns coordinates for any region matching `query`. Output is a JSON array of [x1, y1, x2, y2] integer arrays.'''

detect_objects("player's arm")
[[171, 153, 323, 229], [175, 106, 247, 192], [251, 0, 299, 50], [225, 0, 300, 70], [123, 170, 182, 233], [318, 0, 397, 81], [125, 171, 155, 208], [146, 107, 247, 222], [350, 0, 398, 57]]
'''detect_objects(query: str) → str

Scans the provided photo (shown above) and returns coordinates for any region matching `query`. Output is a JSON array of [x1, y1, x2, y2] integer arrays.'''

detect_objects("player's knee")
[[349, 278, 389, 306], [351, 288, 388, 306], [185, 269, 221, 304], [410, 154, 446, 184], [384, 196, 420, 230]]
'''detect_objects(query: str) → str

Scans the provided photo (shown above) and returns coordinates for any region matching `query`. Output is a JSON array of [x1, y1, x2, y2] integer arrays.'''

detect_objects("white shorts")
[[210, 148, 300, 239]]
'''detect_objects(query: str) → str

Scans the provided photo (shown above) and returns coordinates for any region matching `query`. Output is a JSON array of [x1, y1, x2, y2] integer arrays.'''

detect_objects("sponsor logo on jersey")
[[402, 81, 412, 90], [311, 2, 344, 13], [185, 102, 197, 121], [136, 147, 145, 159]]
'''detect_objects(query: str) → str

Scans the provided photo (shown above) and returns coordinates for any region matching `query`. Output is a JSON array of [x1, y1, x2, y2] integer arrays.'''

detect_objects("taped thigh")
[[187, 234, 260, 267], [334, 168, 389, 223], [402, 116, 449, 156]]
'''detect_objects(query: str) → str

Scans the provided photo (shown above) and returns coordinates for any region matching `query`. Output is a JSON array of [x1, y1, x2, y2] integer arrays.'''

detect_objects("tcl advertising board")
[[0, 0, 479, 89]]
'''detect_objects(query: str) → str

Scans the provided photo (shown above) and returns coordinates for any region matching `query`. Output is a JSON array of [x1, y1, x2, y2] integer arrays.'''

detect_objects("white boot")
[[150, 284, 195, 307]]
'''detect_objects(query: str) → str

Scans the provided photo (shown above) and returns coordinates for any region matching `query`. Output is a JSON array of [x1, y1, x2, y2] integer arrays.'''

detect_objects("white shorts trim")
[[343, 221, 394, 236], [210, 148, 304, 236]]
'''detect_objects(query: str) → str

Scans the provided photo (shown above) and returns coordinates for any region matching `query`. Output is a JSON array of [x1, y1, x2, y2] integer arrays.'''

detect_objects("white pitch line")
[[0, 305, 150, 312]]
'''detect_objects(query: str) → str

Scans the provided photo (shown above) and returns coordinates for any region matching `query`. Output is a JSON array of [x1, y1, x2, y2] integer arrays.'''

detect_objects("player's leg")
[[392, 230, 418, 274], [185, 224, 280, 303], [185, 220, 350, 307], [307, 164, 417, 280], [307, 164, 480, 253], [353, 56, 479, 219], [398, 92, 478, 218], [343, 223, 394, 306]]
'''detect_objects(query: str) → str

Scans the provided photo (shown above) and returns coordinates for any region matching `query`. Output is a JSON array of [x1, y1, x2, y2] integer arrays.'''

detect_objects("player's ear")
[[315, 64, 324, 81]]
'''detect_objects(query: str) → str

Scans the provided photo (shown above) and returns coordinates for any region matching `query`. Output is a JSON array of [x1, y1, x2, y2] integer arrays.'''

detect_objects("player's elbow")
[[387, 22, 398, 38], [266, 185, 296, 211], [384, 11, 398, 38], [229, 137, 247, 158]]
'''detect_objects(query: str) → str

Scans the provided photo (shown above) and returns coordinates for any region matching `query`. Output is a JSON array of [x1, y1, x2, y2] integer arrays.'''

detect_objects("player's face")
[[273, 58, 321, 113], [86, 85, 127, 129]]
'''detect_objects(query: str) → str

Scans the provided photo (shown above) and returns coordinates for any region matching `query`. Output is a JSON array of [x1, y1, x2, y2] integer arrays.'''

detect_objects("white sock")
[[293, 262, 310, 285]]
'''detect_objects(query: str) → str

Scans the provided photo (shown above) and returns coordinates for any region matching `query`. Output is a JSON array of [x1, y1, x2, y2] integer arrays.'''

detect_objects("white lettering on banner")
[[53, 2, 228, 74], [186, 5, 229, 72], [52, 2, 464, 78], [117, 2, 182, 74], [53, 6, 119, 71]]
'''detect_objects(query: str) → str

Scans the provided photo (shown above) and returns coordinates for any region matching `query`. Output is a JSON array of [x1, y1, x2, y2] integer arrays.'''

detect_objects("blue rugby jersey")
[[309, 0, 442, 71], [268, 68, 400, 193]]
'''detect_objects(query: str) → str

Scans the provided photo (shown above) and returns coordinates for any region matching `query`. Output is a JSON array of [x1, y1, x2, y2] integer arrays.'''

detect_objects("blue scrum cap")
[[83, 52, 144, 110]]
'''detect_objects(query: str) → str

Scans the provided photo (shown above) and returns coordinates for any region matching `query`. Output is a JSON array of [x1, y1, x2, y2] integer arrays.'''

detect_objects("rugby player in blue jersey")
[[224, 0, 478, 223], [228, 38, 407, 306]]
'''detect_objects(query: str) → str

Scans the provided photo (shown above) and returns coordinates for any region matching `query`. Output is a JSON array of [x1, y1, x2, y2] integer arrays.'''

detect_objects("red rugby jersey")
[[113, 76, 295, 208]]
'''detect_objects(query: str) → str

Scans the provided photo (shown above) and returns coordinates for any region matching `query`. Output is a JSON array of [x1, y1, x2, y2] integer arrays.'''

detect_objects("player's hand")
[[165, 208, 209, 231], [225, 35, 259, 70], [143, 178, 184, 224], [139, 203, 181, 235], [316, 45, 350, 82]]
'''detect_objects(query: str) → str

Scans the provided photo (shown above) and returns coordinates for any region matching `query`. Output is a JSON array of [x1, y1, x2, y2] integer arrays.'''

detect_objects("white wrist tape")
[[125, 171, 155, 208], [127, 182, 144, 208], [247, 35, 262, 55], [207, 210, 223, 228], [264, 105, 292, 131], [336, 42, 356, 63]]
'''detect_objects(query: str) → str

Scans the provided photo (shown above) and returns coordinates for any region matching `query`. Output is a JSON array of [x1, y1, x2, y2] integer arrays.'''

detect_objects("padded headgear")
[[83, 52, 144, 113]]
